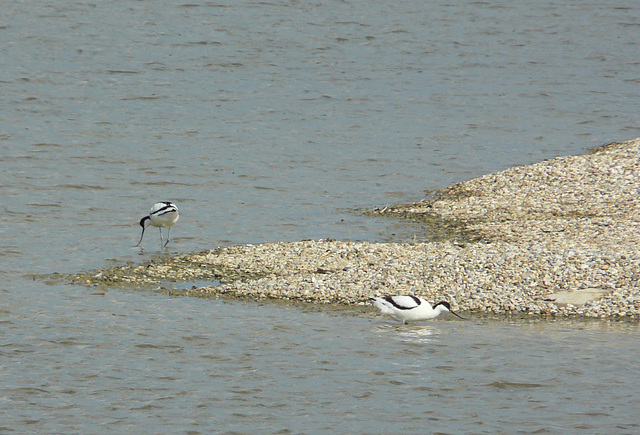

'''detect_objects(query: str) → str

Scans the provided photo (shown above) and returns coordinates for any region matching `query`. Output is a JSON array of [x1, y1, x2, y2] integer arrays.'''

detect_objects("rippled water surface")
[[3, 281, 640, 433], [2, 0, 639, 432]]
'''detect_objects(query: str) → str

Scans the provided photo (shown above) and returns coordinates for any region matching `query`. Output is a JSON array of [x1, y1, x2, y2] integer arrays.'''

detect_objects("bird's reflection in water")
[[375, 323, 440, 344]]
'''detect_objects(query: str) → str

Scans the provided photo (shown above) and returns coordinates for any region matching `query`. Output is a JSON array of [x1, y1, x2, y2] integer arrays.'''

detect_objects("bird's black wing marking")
[[151, 204, 178, 216], [383, 295, 421, 310]]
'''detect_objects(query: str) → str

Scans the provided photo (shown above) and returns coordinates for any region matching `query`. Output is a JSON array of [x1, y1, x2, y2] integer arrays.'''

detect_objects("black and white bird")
[[370, 295, 464, 324], [135, 201, 179, 248]]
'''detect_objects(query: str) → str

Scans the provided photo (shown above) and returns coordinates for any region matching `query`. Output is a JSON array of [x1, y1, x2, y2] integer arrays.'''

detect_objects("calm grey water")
[[1, 0, 639, 432]]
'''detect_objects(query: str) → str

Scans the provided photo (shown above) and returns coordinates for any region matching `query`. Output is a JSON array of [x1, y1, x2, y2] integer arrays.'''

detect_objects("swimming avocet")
[[370, 295, 464, 324], [135, 201, 179, 247]]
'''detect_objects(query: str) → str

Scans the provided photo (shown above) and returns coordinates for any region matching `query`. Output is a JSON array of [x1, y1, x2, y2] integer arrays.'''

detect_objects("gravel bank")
[[69, 138, 640, 319]]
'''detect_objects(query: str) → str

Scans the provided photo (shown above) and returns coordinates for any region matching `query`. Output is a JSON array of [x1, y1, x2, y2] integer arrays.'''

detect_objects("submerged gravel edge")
[[69, 138, 640, 319]]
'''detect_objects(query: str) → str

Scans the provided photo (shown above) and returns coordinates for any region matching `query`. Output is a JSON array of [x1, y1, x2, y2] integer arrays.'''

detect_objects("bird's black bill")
[[135, 227, 146, 247], [450, 311, 466, 320]]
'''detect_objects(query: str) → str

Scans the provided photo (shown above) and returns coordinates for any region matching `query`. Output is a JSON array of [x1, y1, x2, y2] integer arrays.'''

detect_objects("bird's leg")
[[159, 227, 164, 247], [164, 228, 171, 247]]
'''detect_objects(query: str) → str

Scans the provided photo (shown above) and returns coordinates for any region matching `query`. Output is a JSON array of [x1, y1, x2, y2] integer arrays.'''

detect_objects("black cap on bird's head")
[[139, 216, 150, 228], [434, 301, 451, 310]]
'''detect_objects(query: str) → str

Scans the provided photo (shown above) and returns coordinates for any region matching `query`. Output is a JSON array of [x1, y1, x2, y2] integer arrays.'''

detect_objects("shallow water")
[[2, 0, 639, 432], [3, 280, 640, 433]]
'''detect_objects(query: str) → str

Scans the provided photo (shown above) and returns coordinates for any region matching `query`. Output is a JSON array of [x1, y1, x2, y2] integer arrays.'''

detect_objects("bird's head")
[[434, 301, 465, 319], [139, 216, 151, 228]]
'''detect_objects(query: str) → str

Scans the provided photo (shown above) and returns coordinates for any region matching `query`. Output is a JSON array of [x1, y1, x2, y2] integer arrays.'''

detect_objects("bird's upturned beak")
[[134, 227, 146, 247]]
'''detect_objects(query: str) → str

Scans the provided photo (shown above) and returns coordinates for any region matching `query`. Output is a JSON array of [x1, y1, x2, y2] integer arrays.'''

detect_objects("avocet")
[[135, 201, 179, 248], [370, 295, 464, 323]]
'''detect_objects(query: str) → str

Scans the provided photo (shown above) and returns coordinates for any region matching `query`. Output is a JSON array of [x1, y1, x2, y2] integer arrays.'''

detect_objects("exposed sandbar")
[[68, 138, 640, 319]]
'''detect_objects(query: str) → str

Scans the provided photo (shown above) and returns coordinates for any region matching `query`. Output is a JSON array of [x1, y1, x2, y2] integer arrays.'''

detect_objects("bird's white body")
[[370, 295, 463, 323], [135, 201, 179, 247], [147, 202, 180, 228]]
